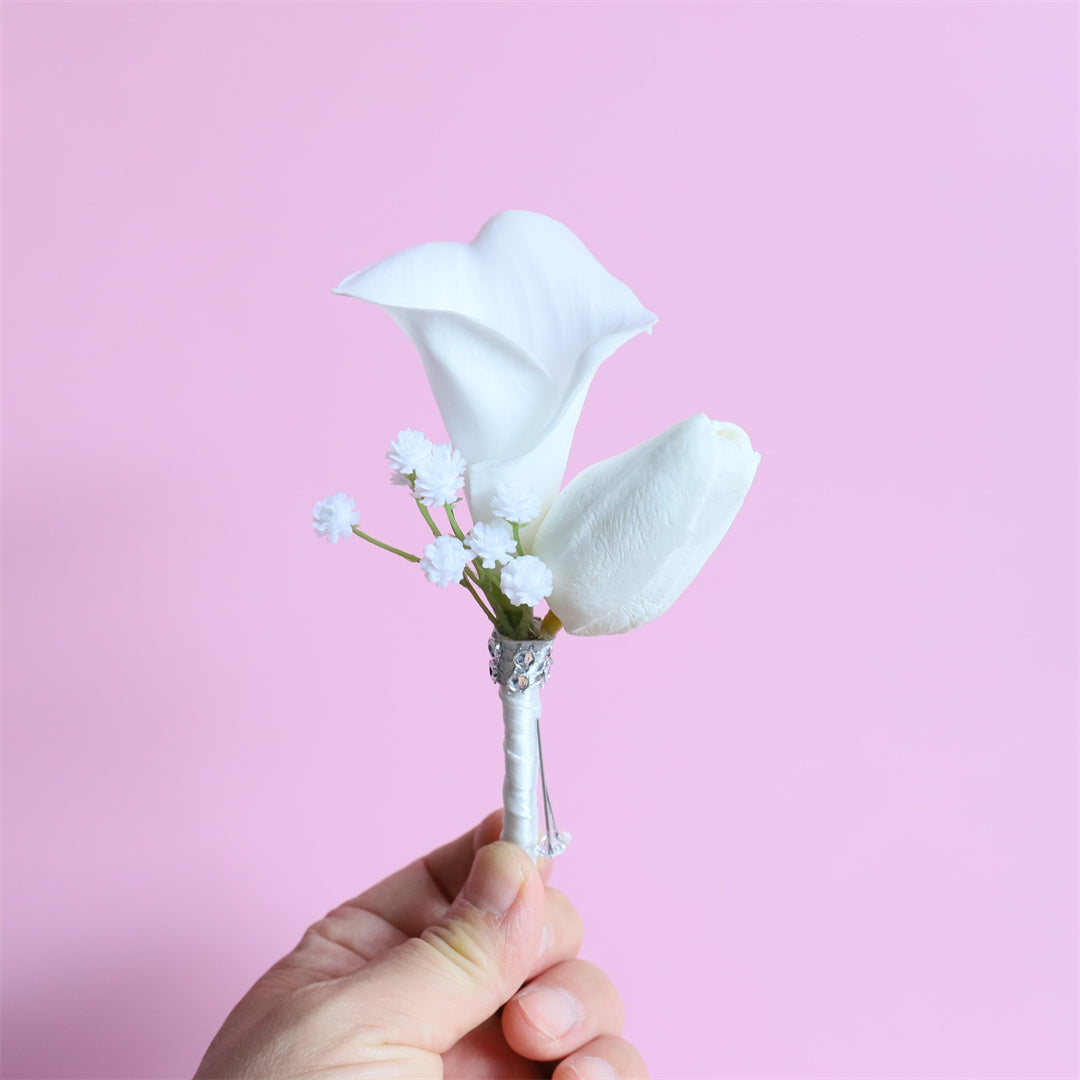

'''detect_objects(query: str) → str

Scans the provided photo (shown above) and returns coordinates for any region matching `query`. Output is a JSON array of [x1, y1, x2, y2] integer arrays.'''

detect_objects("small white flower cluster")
[[466, 520, 517, 569], [419, 535, 470, 588], [491, 481, 542, 525], [386, 428, 432, 474], [500, 554, 554, 607], [415, 444, 466, 507], [386, 429, 465, 507], [312, 492, 360, 544]]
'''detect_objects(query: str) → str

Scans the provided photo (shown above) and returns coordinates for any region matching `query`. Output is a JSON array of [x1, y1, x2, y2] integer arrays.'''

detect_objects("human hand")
[[195, 811, 647, 1079]]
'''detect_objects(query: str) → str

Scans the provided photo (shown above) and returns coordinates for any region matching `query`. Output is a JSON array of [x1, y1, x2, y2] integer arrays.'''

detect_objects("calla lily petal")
[[533, 414, 761, 635], [334, 211, 657, 530]]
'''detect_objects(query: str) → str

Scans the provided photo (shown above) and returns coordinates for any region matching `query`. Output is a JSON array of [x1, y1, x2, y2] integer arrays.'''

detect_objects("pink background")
[[2, 3, 1076, 1078]]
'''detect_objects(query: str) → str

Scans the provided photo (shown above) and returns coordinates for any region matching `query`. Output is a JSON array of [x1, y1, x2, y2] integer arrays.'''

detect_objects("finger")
[[264, 811, 502, 994], [441, 1015, 546, 1080], [339, 839, 546, 1054], [529, 887, 584, 979], [553, 1034, 650, 1080], [277, 811, 558, 994], [348, 810, 555, 935], [424, 808, 506, 898], [345, 809, 505, 939], [502, 959, 624, 1062]]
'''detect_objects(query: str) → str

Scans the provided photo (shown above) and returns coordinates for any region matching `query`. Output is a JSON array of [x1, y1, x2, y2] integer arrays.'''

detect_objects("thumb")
[[343, 839, 546, 1054]]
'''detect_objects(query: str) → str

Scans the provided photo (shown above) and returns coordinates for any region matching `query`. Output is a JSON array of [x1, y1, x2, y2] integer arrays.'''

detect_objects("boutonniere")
[[315, 211, 760, 856]]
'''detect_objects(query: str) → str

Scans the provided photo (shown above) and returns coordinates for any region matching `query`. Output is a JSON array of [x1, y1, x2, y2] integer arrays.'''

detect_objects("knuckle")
[[416, 919, 497, 986], [303, 910, 348, 947]]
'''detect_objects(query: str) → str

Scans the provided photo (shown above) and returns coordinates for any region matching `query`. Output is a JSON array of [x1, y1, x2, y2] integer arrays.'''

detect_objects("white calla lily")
[[533, 414, 761, 635], [334, 211, 657, 538]]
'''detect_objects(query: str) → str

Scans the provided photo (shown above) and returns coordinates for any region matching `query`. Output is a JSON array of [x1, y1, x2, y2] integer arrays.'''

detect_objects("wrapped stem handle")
[[488, 632, 567, 861]]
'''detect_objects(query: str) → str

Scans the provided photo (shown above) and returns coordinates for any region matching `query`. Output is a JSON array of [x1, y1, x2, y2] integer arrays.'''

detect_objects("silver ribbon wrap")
[[488, 632, 567, 861]]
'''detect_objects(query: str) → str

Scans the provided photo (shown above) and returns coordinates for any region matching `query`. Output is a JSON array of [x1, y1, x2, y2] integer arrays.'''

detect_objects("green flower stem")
[[476, 566, 506, 610], [416, 501, 442, 538], [351, 527, 421, 563], [445, 503, 467, 541], [512, 522, 524, 556], [513, 605, 535, 640], [459, 576, 497, 625]]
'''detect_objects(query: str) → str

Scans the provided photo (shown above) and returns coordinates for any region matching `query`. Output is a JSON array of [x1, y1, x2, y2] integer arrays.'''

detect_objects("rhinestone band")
[[488, 631, 554, 693]]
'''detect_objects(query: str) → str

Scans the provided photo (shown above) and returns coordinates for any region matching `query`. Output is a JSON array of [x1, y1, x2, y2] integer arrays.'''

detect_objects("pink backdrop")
[[3, 3, 1076, 1078]]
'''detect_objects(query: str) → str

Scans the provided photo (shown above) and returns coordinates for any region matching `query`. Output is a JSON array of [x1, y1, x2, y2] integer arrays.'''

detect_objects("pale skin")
[[195, 811, 648, 1079]]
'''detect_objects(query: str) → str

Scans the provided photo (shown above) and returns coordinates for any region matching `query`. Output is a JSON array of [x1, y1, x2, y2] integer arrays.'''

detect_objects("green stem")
[[513, 605, 535, 640], [460, 576, 497, 624], [351, 527, 421, 563], [476, 566, 506, 612], [512, 522, 524, 556], [445, 503, 467, 541], [416, 501, 442, 538]]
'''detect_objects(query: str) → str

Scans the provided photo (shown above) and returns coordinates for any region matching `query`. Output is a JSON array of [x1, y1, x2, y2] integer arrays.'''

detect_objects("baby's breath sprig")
[[311, 492, 360, 543], [312, 430, 557, 639]]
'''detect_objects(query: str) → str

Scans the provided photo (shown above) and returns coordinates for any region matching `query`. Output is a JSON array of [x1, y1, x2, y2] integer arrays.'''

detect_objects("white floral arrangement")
[[314, 211, 760, 856]]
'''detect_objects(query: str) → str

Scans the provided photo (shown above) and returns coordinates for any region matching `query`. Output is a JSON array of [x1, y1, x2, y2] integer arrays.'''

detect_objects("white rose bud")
[[532, 414, 760, 635]]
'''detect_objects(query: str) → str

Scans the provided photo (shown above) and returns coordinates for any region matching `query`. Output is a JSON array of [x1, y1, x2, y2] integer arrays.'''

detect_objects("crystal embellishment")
[[488, 631, 553, 692]]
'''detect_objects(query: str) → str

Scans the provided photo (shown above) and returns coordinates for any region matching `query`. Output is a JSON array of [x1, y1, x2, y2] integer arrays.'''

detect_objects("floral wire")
[[351, 526, 421, 563], [535, 714, 562, 855]]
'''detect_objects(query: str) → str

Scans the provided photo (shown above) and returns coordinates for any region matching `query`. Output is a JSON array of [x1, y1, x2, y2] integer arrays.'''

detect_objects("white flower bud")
[[419, 535, 470, 588], [414, 444, 466, 506], [466, 520, 518, 569], [532, 414, 760, 635], [387, 428, 434, 475], [312, 492, 360, 544], [500, 555, 554, 608], [490, 481, 543, 525]]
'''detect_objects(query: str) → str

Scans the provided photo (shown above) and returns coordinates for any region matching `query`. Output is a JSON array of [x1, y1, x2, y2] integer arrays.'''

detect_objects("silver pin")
[[535, 713, 570, 858]]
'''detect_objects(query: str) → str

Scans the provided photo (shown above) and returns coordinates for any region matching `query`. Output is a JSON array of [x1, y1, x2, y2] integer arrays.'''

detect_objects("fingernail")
[[516, 985, 583, 1040], [566, 1057, 619, 1080], [463, 842, 525, 916]]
